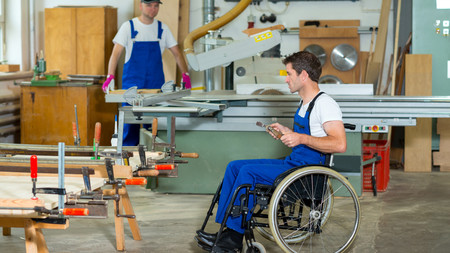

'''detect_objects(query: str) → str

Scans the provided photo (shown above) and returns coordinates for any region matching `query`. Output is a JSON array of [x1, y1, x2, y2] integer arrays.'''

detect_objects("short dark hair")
[[282, 51, 322, 83]]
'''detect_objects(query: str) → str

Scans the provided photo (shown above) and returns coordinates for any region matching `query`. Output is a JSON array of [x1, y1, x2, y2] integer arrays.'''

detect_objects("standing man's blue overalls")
[[122, 20, 165, 146], [215, 92, 327, 234]]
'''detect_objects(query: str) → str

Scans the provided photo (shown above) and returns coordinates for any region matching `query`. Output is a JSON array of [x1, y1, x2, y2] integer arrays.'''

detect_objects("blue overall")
[[122, 20, 165, 146], [215, 92, 327, 234]]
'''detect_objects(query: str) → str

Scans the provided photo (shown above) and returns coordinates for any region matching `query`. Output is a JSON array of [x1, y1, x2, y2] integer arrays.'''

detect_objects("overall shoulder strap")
[[129, 20, 139, 39], [157, 20, 163, 40]]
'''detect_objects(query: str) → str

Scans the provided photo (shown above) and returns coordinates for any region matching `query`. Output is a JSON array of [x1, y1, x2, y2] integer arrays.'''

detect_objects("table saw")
[[105, 87, 450, 195]]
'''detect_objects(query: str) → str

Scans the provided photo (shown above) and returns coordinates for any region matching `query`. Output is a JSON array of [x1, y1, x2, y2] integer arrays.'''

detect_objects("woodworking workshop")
[[0, 0, 449, 252]]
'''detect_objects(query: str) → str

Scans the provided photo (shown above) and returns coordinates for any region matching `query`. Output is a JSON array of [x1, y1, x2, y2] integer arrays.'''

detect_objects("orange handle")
[[94, 122, 101, 144], [152, 118, 158, 136], [72, 122, 77, 137], [155, 164, 175, 170], [135, 170, 159, 177], [125, 178, 148, 185], [63, 208, 89, 216], [180, 153, 199, 158], [30, 155, 38, 179]]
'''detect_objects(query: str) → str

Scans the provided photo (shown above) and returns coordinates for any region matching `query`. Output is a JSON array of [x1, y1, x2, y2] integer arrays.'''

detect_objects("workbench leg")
[[2, 227, 11, 236], [122, 188, 142, 241], [24, 219, 38, 253], [35, 228, 49, 253], [114, 186, 125, 251]]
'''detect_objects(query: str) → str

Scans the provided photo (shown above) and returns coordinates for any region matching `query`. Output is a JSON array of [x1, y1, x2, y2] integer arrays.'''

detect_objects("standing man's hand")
[[102, 74, 115, 93], [182, 72, 191, 89]]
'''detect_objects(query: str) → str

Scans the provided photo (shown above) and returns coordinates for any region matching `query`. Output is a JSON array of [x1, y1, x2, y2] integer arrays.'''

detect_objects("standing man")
[[103, 0, 191, 146], [195, 51, 347, 252]]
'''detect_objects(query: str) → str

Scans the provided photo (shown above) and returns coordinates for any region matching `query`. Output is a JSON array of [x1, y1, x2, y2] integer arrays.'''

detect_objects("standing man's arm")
[[168, 45, 191, 88], [103, 43, 124, 92]]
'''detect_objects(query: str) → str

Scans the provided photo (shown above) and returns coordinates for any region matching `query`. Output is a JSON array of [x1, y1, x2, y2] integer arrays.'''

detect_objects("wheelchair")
[[197, 155, 361, 253]]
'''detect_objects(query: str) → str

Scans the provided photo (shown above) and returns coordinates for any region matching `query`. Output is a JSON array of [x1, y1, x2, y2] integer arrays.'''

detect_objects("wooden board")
[[365, 0, 391, 87], [45, 8, 77, 78], [0, 176, 105, 216], [0, 65, 20, 72], [404, 54, 432, 172], [45, 7, 117, 78], [299, 20, 360, 84], [0, 161, 132, 179]]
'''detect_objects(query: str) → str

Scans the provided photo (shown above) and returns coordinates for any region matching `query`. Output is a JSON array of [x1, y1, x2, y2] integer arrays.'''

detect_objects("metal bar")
[[0, 166, 94, 174], [132, 106, 201, 113], [116, 110, 125, 165], [58, 142, 65, 211]]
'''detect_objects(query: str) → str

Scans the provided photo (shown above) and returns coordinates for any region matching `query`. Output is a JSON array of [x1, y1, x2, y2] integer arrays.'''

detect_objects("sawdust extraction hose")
[[183, 0, 252, 55]]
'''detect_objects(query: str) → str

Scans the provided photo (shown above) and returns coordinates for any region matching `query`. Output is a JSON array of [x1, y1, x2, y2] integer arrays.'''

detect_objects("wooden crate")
[[299, 20, 360, 84], [20, 85, 117, 146], [44, 7, 117, 79]]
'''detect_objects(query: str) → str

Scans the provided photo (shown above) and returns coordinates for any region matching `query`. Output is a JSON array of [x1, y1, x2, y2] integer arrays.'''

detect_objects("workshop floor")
[[2, 168, 450, 253]]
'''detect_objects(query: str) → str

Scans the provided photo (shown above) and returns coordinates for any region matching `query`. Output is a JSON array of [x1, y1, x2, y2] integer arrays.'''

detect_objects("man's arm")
[[168, 45, 188, 73], [278, 120, 347, 154], [107, 43, 124, 76]]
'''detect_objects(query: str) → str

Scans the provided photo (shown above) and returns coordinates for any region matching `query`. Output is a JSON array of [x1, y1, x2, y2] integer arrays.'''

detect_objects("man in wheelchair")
[[195, 51, 347, 252]]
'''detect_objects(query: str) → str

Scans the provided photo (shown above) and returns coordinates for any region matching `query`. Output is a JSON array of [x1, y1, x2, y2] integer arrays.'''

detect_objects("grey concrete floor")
[[2, 168, 450, 253]]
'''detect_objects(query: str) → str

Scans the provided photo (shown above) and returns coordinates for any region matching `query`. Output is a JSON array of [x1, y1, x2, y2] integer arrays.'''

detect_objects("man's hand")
[[268, 123, 292, 139], [182, 72, 191, 89], [281, 132, 306, 148], [102, 75, 115, 93]]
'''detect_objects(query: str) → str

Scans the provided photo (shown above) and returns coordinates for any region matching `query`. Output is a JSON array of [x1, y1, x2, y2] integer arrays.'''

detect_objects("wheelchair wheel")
[[268, 166, 360, 253], [253, 181, 334, 243], [242, 242, 266, 253]]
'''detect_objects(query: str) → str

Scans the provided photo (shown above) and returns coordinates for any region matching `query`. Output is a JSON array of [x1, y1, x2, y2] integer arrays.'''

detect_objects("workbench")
[[20, 84, 117, 146], [105, 89, 450, 195], [0, 144, 143, 252]]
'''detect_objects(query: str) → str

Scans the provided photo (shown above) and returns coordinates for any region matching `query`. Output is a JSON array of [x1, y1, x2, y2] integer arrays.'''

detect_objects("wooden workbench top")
[[0, 176, 104, 217]]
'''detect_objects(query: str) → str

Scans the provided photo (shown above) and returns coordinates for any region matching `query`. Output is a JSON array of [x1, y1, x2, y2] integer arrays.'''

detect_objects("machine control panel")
[[362, 125, 388, 133]]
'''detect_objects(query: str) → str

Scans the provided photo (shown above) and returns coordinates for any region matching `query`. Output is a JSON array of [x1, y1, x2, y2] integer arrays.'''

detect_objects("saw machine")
[[105, 87, 450, 195]]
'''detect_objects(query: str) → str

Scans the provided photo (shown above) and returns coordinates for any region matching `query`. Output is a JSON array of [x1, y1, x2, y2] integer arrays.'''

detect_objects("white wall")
[[6, 0, 393, 88], [188, 0, 393, 89]]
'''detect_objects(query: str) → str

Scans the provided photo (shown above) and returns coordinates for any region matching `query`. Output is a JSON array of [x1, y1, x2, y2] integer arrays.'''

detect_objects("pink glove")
[[102, 75, 115, 92], [182, 72, 191, 89]]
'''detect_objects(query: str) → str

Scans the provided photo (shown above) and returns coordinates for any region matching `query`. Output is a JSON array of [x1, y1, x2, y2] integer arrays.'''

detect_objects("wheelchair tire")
[[268, 166, 360, 253], [242, 242, 266, 253], [253, 180, 334, 243]]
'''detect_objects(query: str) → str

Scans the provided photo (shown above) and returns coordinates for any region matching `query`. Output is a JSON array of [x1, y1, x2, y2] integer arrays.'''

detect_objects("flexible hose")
[[183, 0, 252, 55]]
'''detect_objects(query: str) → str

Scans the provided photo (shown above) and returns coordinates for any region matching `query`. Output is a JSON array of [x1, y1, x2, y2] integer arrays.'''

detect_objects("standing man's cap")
[[141, 0, 162, 3]]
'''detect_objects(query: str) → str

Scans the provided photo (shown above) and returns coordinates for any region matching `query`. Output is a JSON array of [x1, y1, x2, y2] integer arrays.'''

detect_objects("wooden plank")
[[76, 8, 107, 75], [121, 189, 141, 241], [0, 176, 105, 212], [24, 219, 38, 253], [365, 0, 391, 85], [404, 54, 432, 172], [0, 199, 44, 217], [0, 65, 20, 72], [299, 27, 359, 38], [113, 184, 125, 251], [45, 8, 77, 78]]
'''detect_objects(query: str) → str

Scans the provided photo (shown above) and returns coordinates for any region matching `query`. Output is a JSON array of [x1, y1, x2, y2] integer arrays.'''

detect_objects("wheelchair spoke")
[[268, 166, 360, 253]]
